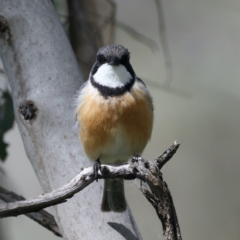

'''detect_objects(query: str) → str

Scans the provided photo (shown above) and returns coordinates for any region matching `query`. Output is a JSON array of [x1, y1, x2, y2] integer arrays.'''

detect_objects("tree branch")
[[156, 140, 180, 168], [0, 186, 62, 237], [0, 141, 181, 240]]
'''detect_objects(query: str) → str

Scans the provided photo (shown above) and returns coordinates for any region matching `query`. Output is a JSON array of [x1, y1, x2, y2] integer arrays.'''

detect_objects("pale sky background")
[[1, 0, 240, 239]]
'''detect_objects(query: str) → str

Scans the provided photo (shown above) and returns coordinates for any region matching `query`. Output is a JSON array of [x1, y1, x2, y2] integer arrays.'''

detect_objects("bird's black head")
[[91, 44, 135, 77], [90, 44, 136, 98]]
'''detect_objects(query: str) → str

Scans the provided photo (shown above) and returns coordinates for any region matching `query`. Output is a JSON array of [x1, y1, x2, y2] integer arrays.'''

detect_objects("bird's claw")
[[132, 154, 141, 163]]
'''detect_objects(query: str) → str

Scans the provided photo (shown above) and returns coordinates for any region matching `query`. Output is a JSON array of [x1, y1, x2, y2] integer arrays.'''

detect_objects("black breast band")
[[90, 76, 135, 98]]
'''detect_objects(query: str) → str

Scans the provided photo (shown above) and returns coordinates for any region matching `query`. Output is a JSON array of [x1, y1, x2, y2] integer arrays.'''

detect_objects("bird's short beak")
[[108, 56, 120, 66]]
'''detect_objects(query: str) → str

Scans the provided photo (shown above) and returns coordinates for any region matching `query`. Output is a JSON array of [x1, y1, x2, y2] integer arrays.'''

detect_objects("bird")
[[76, 44, 153, 212]]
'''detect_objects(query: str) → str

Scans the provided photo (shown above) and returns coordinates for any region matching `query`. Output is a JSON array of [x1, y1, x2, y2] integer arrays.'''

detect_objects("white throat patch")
[[93, 63, 132, 88]]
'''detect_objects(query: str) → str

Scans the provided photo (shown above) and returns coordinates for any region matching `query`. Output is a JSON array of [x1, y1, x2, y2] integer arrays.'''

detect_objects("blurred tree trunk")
[[0, 0, 141, 239], [67, 0, 115, 79]]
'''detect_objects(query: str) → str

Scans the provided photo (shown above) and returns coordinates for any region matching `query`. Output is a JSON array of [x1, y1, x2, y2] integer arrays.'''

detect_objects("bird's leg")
[[93, 158, 101, 182]]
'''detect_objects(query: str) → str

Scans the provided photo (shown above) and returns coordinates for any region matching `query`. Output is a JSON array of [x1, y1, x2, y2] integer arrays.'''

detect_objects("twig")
[[0, 187, 62, 237], [156, 140, 180, 168], [0, 141, 181, 240]]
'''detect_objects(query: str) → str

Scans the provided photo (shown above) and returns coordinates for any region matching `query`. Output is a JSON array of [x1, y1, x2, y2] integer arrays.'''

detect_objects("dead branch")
[[0, 141, 181, 240], [0, 186, 62, 237]]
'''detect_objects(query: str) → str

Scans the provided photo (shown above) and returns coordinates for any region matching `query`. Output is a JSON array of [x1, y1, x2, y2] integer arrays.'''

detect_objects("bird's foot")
[[93, 159, 101, 182], [132, 154, 141, 163]]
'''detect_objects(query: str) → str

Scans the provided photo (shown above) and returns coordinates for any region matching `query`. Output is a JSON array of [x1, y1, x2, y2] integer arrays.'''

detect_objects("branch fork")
[[0, 141, 181, 240]]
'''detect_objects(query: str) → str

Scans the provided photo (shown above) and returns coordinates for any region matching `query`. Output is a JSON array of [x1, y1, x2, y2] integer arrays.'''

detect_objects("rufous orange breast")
[[76, 81, 153, 164]]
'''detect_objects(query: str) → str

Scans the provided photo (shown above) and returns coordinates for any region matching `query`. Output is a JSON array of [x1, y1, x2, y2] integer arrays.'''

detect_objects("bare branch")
[[156, 141, 180, 169], [0, 165, 128, 218], [0, 141, 181, 240], [0, 187, 62, 237]]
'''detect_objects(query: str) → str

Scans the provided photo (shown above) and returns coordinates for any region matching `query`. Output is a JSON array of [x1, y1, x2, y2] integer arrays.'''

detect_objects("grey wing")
[[136, 77, 146, 86]]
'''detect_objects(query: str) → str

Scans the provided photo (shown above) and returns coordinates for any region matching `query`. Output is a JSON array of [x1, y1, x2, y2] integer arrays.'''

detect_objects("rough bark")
[[0, 1, 141, 239]]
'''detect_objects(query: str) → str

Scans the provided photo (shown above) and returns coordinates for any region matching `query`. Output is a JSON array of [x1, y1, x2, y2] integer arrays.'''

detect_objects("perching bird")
[[76, 44, 153, 212]]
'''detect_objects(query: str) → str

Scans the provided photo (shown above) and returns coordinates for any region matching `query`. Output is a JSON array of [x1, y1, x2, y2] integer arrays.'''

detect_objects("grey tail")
[[101, 179, 127, 212]]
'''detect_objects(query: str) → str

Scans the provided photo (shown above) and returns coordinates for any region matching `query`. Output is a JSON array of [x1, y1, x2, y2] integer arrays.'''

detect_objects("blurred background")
[[1, 0, 240, 239]]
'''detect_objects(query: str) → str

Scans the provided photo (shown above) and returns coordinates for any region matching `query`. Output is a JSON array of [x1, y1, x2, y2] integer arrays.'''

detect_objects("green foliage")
[[0, 89, 14, 161]]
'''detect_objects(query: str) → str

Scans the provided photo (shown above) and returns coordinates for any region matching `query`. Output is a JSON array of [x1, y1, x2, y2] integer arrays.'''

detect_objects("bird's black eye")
[[97, 54, 106, 64]]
